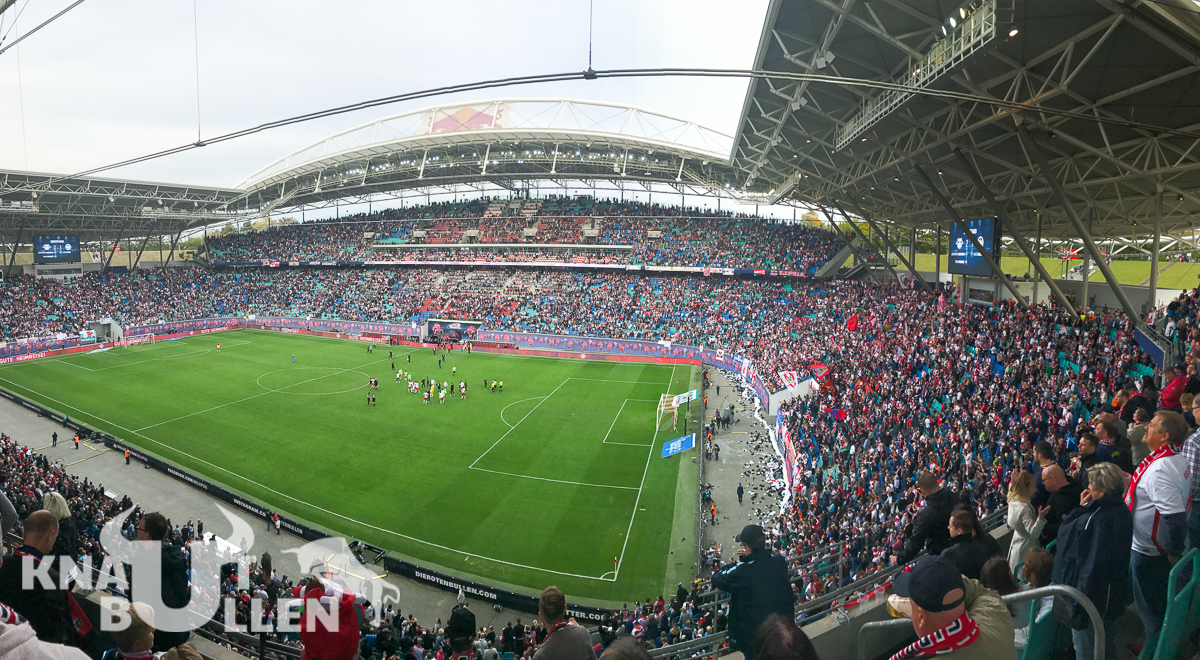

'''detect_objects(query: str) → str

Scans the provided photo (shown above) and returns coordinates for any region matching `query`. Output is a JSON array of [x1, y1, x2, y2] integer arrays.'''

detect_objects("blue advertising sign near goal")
[[661, 433, 696, 458]]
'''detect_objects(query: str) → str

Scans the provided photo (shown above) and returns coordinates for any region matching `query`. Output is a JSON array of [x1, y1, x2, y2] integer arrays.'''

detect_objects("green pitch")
[[0, 329, 701, 601]]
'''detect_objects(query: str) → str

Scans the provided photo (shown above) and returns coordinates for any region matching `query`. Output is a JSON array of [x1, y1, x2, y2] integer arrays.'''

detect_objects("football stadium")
[[2, 1, 1200, 660]]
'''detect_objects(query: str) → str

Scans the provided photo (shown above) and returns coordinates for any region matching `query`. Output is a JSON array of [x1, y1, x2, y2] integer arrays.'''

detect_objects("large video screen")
[[33, 236, 81, 264], [948, 218, 999, 277]]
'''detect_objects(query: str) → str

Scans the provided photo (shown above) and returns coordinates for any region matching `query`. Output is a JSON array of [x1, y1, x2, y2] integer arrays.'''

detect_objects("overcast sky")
[[0, 0, 769, 193]]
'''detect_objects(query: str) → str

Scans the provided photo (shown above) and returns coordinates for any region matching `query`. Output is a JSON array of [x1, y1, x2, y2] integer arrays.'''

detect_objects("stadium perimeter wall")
[[0, 316, 787, 620]]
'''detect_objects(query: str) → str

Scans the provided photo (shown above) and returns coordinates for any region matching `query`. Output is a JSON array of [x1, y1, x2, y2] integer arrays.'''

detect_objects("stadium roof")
[[731, 0, 1200, 241], [0, 169, 244, 242], [236, 99, 769, 216]]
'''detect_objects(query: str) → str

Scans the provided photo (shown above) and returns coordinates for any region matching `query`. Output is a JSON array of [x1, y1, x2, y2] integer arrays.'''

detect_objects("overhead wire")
[[0, 0, 87, 57]]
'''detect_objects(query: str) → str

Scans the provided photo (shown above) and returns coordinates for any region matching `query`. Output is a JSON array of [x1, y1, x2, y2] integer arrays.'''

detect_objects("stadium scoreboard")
[[947, 218, 1000, 277], [34, 236, 81, 264]]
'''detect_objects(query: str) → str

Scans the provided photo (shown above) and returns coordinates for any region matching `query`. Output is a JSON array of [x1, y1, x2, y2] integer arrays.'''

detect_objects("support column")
[[102, 229, 126, 274], [4, 227, 24, 279], [1150, 181, 1162, 312], [1034, 212, 1043, 307], [845, 197, 928, 290], [132, 235, 152, 270], [908, 226, 916, 265], [162, 230, 182, 268], [913, 165, 1030, 310], [935, 225, 941, 282], [818, 205, 871, 269], [1018, 124, 1145, 330], [1081, 211, 1091, 316], [951, 149, 1073, 314], [826, 202, 903, 284]]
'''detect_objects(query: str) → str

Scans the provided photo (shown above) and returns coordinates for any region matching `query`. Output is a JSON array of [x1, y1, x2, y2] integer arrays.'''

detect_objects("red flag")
[[67, 592, 92, 637], [846, 314, 859, 331]]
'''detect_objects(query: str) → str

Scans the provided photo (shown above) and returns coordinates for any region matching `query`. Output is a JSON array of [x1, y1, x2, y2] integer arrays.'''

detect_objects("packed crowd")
[[202, 197, 844, 272]]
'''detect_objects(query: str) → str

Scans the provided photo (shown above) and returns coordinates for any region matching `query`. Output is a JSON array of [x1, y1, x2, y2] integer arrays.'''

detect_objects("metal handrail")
[[648, 630, 729, 659], [193, 624, 304, 659], [856, 584, 1105, 660]]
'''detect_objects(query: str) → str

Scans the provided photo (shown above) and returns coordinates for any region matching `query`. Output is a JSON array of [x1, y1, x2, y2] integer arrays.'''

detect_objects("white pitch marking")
[[470, 468, 639, 490], [468, 378, 569, 468], [499, 396, 547, 428]]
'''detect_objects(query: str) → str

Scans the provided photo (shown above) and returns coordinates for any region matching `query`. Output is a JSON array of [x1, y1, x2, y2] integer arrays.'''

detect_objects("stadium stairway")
[[815, 240, 857, 278]]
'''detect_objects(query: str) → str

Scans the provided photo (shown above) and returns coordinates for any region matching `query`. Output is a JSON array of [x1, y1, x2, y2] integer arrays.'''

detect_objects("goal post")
[[656, 394, 678, 430]]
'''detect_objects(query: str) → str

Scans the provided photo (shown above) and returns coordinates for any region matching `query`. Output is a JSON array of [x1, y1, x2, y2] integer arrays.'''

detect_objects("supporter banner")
[[661, 433, 696, 458], [775, 418, 797, 490], [778, 371, 800, 389]]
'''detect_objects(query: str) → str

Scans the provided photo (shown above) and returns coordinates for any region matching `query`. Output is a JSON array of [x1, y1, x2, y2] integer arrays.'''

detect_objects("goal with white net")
[[657, 394, 678, 429], [117, 334, 155, 348]]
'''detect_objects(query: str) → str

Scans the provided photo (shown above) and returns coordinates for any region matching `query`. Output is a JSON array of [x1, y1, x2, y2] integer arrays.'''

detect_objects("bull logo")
[[97, 503, 253, 632], [282, 536, 401, 627]]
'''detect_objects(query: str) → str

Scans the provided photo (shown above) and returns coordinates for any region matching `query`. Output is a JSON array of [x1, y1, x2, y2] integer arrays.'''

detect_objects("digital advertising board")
[[34, 236, 81, 264], [947, 218, 999, 277]]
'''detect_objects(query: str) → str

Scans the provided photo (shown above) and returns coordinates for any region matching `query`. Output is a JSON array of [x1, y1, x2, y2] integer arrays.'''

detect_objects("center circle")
[[256, 367, 373, 396]]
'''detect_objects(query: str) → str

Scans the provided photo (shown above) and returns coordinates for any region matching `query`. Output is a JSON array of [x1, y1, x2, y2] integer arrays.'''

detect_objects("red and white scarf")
[[888, 612, 980, 659], [1125, 444, 1179, 511]]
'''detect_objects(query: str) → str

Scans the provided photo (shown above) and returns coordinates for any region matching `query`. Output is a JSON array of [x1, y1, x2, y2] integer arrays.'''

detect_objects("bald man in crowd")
[[1039, 464, 1082, 548], [0, 510, 86, 647]]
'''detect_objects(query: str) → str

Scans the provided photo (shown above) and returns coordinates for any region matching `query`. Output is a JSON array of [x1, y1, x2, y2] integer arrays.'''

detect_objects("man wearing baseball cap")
[[889, 556, 1015, 660], [712, 525, 794, 660]]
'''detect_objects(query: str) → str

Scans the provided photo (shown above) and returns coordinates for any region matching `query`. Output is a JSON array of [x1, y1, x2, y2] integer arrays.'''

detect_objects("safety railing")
[[648, 630, 729, 659], [193, 623, 303, 660], [855, 584, 1103, 660]]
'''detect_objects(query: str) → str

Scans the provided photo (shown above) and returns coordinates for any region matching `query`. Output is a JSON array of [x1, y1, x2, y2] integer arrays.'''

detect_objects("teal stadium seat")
[[1020, 593, 1072, 660], [1152, 548, 1200, 660]]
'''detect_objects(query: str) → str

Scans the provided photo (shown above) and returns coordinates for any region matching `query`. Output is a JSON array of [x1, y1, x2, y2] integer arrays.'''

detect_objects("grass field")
[[0, 329, 702, 601], [910, 253, 1200, 290]]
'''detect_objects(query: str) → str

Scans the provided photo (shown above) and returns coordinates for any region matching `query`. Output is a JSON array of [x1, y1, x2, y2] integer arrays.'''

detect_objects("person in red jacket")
[[1160, 366, 1187, 411], [287, 577, 364, 660]]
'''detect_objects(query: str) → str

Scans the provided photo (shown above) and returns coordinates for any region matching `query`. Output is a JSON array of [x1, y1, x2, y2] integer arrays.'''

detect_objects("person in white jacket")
[[0, 603, 89, 660], [1006, 470, 1048, 580]]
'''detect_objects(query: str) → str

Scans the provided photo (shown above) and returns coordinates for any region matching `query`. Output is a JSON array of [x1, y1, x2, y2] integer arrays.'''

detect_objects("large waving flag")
[[823, 407, 849, 422], [846, 314, 859, 331]]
